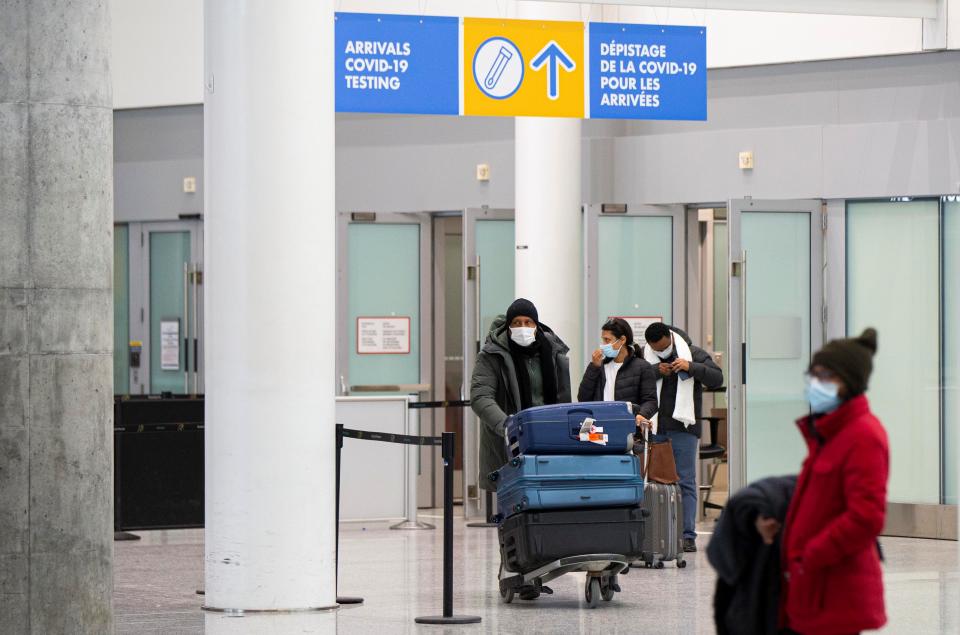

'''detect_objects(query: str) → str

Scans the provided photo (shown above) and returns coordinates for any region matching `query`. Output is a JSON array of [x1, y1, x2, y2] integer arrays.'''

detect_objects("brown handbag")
[[635, 436, 681, 485]]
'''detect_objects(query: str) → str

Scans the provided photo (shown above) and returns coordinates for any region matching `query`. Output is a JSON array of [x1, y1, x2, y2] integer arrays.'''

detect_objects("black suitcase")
[[498, 506, 646, 573]]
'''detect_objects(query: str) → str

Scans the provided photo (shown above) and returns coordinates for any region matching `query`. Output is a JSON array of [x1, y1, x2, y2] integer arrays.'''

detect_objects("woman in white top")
[[577, 318, 658, 429]]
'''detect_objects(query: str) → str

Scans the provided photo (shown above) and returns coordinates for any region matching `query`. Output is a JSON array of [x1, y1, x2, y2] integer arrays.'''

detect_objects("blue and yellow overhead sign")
[[335, 13, 459, 115], [463, 19, 585, 118], [334, 13, 706, 121]]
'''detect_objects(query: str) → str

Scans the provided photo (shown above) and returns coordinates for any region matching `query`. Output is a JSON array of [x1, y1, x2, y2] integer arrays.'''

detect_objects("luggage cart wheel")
[[585, 577, 601, 609], [601, 581, 615, 602], [677, 559, 688, 569], [655, 561, 665, 570], [500, 586, 515, 604]]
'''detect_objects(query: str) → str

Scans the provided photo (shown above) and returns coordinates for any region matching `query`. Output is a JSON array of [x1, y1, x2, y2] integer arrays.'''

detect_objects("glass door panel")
[[476, 220, 516, 340], [149, 231, 192, 393], [584, 205, 685, 357], [742, 212, 811, 482], [346, 223, 422, 389], [114, 225, 130, 395], [598, 216, 672, 327], [463, 208, 515, 520], [728, 199, 822, 492]]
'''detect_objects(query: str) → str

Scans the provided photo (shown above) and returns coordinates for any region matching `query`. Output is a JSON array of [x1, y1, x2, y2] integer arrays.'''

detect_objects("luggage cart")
[[498, 553, 632, 609]]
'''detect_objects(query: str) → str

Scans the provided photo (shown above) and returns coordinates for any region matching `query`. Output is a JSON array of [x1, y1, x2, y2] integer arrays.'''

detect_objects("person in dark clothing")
[[707, 475, 797, 635], [643, 321, 724, 552], [470, 298, 571, 493], [577, 318, 658, 429]]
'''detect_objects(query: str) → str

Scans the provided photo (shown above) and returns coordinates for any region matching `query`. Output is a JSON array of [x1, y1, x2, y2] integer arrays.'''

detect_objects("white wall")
[[111, 0, 203, 109], [109, 0, 951, 109]]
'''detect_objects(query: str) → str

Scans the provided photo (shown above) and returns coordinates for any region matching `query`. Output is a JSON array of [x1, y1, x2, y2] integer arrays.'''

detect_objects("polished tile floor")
[[115, 512, 959, 634]]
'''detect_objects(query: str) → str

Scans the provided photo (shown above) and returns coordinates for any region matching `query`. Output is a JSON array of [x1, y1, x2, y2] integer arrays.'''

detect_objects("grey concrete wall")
[[0, 1, 114, 633]]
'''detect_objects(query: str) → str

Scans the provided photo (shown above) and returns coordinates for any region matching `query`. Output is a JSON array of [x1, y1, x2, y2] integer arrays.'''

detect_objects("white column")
[[514, 117, 583, 373], [514, 2, 585, 375], [203, 1, 337, 611]]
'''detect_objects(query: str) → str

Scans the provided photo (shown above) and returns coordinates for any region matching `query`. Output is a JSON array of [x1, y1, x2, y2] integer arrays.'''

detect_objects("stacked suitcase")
[[491, 402, 647, 574]]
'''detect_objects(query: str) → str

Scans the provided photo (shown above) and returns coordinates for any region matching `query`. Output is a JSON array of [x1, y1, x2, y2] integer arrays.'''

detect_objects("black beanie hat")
[[505, 298, 539, 326], [810, 328, 878, 397]]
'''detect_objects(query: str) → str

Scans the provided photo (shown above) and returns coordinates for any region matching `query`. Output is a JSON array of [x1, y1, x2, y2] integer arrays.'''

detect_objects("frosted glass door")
[[598, 216, 673, 326], [347, 223, 421, 389], [742, 212, 811, 482], [945, 199, 959, 505], [149, 232, 191, 393], [476, 220, 515, 339], [728, 199, 822, 492]]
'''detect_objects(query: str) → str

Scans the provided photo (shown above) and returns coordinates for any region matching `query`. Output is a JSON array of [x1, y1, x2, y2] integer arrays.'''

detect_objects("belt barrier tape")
[[340, 427, 442, 446], [407, 400, 470, 409]]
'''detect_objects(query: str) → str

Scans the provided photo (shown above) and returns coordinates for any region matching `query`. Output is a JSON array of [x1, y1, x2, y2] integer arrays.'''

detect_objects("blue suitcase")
[[491, 454, 644, 518], [505, 401, 637, 457]]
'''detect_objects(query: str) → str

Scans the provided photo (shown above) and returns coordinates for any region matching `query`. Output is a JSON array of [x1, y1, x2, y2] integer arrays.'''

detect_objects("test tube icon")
[[484, 46, 513, 90]]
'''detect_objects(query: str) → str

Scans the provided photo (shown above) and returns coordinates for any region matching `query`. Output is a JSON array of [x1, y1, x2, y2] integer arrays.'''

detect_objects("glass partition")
[[944, 199, 959, 505], [847, 200, 940, 504]]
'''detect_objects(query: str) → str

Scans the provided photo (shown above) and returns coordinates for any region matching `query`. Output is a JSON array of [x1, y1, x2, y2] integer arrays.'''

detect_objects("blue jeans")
[[655, 430, 698, 540]]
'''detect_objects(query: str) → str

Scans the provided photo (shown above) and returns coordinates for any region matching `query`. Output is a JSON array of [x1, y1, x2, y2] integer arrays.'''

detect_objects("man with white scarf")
[[643, 322, 724, 553]]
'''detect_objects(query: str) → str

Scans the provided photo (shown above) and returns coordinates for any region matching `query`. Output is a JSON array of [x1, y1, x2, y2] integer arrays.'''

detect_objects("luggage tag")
[[578, 417, 609, 445]]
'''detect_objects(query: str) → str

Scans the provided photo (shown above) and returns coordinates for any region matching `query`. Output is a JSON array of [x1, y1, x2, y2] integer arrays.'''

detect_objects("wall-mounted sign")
[[610, 315, 663, 348], [335, 13, 706, 121], [357, 317, 412, 355], [160, 319, 181, 370]]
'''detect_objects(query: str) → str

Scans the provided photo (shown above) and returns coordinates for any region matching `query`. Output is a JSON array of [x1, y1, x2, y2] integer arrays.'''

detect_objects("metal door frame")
[[127, 220, 204, 395], [335, 211, 434, 507], [462, 206, 515, 520], [727, 198, 824, 494], [583, 203, 686, 354]]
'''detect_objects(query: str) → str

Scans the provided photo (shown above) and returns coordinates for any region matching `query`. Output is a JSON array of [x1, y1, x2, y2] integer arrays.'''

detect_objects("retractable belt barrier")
[[405, 399, 499, 529], [407, 399, 471, 410], [340, 427, 441, 446], [335, 424, 481, 624]]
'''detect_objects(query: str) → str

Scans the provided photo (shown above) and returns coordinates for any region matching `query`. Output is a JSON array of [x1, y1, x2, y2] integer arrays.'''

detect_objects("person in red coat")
[[755, 328, 888, 635]]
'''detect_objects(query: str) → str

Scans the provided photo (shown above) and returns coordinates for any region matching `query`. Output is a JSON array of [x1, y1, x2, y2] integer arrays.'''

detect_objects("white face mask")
[[510, 326, 536, 347], [654, 343, 674, 360]]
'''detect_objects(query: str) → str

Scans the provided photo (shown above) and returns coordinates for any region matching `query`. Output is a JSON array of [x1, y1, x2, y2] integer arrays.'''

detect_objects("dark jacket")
[[576, 351, 658, 419], [780, 394, 888, 635], [646, 326, 723, 438], [708, 475, 797, 635], [470, 316, 571, 491]]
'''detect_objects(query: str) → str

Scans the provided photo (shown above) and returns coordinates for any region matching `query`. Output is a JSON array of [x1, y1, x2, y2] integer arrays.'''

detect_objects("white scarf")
[[644, 330, 696, 430]]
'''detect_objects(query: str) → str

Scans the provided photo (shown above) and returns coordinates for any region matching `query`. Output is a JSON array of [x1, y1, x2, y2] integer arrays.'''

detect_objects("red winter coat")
[[780, 394, 889, 635]]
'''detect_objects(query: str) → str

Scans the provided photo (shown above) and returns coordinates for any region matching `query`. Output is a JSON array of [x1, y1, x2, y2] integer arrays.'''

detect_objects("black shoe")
[[683, 538, 698, 553]]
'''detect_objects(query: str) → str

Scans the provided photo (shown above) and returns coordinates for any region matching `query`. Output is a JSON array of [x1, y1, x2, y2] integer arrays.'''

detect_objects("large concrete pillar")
[[0, 1, 114, 633], [203, 1, 337, 611], [513, 2, 584, 375]]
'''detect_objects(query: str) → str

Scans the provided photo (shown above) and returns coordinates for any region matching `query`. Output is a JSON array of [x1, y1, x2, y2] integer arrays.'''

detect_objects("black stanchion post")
[[415, 432, 481, 625], [336, 423, 363, 605]]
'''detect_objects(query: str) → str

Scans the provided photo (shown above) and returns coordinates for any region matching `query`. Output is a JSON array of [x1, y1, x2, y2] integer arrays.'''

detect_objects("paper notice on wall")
[[357, 317, 412, 354], [610, 316, 663, 347], [160, 319, 180, 370]]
